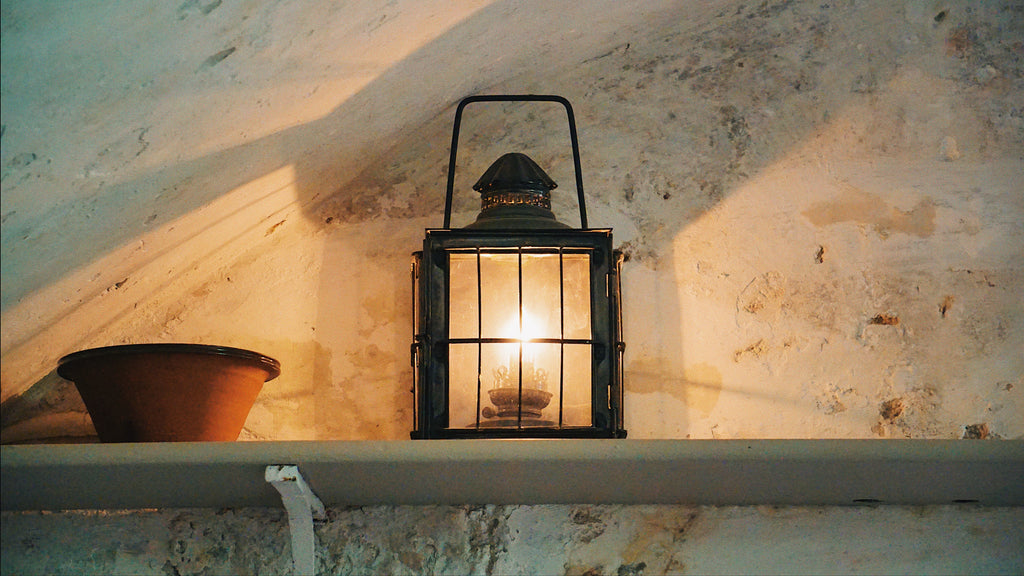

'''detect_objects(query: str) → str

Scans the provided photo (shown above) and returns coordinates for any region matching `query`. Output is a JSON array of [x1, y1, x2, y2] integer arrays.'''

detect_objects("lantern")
[[411, 95, 625, 439]]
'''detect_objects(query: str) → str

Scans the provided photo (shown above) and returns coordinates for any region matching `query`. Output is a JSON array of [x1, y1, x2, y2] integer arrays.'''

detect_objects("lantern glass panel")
[[560, 253, 592, 340], [449, 253, 479, 340], [479, 253, 521, 339], [519, 254, 561, 339], [445, 249, 594, 429], [561, 343, 593, 426], [447, 342, 479, 428]]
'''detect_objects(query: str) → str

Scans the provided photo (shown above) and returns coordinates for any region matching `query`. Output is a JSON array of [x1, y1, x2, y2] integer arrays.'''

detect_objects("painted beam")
[[2, 440, 1021, 511]]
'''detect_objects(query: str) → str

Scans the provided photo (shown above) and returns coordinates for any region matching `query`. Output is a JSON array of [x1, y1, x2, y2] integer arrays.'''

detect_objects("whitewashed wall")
[[2, 0, 1022, 443]]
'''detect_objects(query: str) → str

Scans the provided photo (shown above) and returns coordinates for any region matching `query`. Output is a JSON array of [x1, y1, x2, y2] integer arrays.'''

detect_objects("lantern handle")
[[443, 94, 588, 229]]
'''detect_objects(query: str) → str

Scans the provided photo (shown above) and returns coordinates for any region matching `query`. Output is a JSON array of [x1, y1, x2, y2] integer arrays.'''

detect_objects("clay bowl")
[[57, 344, 280, 442]]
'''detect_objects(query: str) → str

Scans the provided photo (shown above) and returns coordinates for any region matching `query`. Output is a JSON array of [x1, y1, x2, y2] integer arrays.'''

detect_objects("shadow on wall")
[[2, 0, 742, 439], [1, 0, 717, 316], [3, 0, 1019, 440]]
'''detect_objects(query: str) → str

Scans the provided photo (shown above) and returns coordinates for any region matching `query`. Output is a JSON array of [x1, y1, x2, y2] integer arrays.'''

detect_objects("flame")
[[500, 310, 547, 342]]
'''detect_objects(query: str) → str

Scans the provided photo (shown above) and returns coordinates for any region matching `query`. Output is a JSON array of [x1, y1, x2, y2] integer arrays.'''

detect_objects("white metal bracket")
[[265, 465, 325, 576]]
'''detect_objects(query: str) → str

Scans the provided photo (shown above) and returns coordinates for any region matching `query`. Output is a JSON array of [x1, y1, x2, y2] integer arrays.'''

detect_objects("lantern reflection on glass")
[[411, 95, 625, 439]]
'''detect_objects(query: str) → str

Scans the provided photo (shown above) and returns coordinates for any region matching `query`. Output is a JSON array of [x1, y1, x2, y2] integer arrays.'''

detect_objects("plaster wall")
[[2, 0, 1022, 443]]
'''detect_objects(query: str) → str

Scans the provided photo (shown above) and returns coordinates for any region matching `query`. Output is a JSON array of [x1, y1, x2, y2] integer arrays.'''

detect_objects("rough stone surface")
[[3, 505, 1022, 575]]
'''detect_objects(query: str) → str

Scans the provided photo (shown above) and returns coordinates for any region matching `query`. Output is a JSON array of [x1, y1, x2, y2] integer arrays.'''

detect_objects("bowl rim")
[[57, 343, 281, 381]]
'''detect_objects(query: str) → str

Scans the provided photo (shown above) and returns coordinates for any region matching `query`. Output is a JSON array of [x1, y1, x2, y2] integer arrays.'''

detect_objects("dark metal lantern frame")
[[411, 95, 626, 439]]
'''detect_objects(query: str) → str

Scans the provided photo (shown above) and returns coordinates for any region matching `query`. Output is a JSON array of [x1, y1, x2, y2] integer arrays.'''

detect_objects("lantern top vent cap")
[[473, 153, 557, 194], [465, 152, 568, 229]]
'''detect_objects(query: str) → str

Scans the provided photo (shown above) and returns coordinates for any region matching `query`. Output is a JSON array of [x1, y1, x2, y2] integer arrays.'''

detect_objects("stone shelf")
[[2, 439, 1022, 511]]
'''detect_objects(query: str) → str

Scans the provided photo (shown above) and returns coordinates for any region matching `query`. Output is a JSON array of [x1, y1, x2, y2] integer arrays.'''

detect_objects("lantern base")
[[411, 427, 627, 439], [477, 418, 558, 428], [484, 387, 552, 420]]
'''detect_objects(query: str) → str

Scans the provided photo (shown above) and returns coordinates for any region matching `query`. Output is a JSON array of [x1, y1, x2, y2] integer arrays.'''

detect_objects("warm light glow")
[[493, 309, 548, 385], [1, 165, 302, 403], [500, 310, 546, 341], [495, 311, 550, 391], [168, 2, 500, 162]]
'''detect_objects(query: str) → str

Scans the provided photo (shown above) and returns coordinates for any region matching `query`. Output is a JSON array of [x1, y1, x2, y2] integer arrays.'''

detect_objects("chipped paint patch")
[[803, 184, 936, 238]]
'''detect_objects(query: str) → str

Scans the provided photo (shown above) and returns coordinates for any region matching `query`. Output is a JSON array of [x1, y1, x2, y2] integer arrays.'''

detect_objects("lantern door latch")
[[266, 465, 325, 576]]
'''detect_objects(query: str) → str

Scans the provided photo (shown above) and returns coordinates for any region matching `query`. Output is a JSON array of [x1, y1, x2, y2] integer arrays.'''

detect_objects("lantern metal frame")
[[411, 95, 626, 439]]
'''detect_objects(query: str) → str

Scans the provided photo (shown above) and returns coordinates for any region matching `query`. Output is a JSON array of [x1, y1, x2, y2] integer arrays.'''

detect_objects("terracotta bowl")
[[57, 344, 280, 442]]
